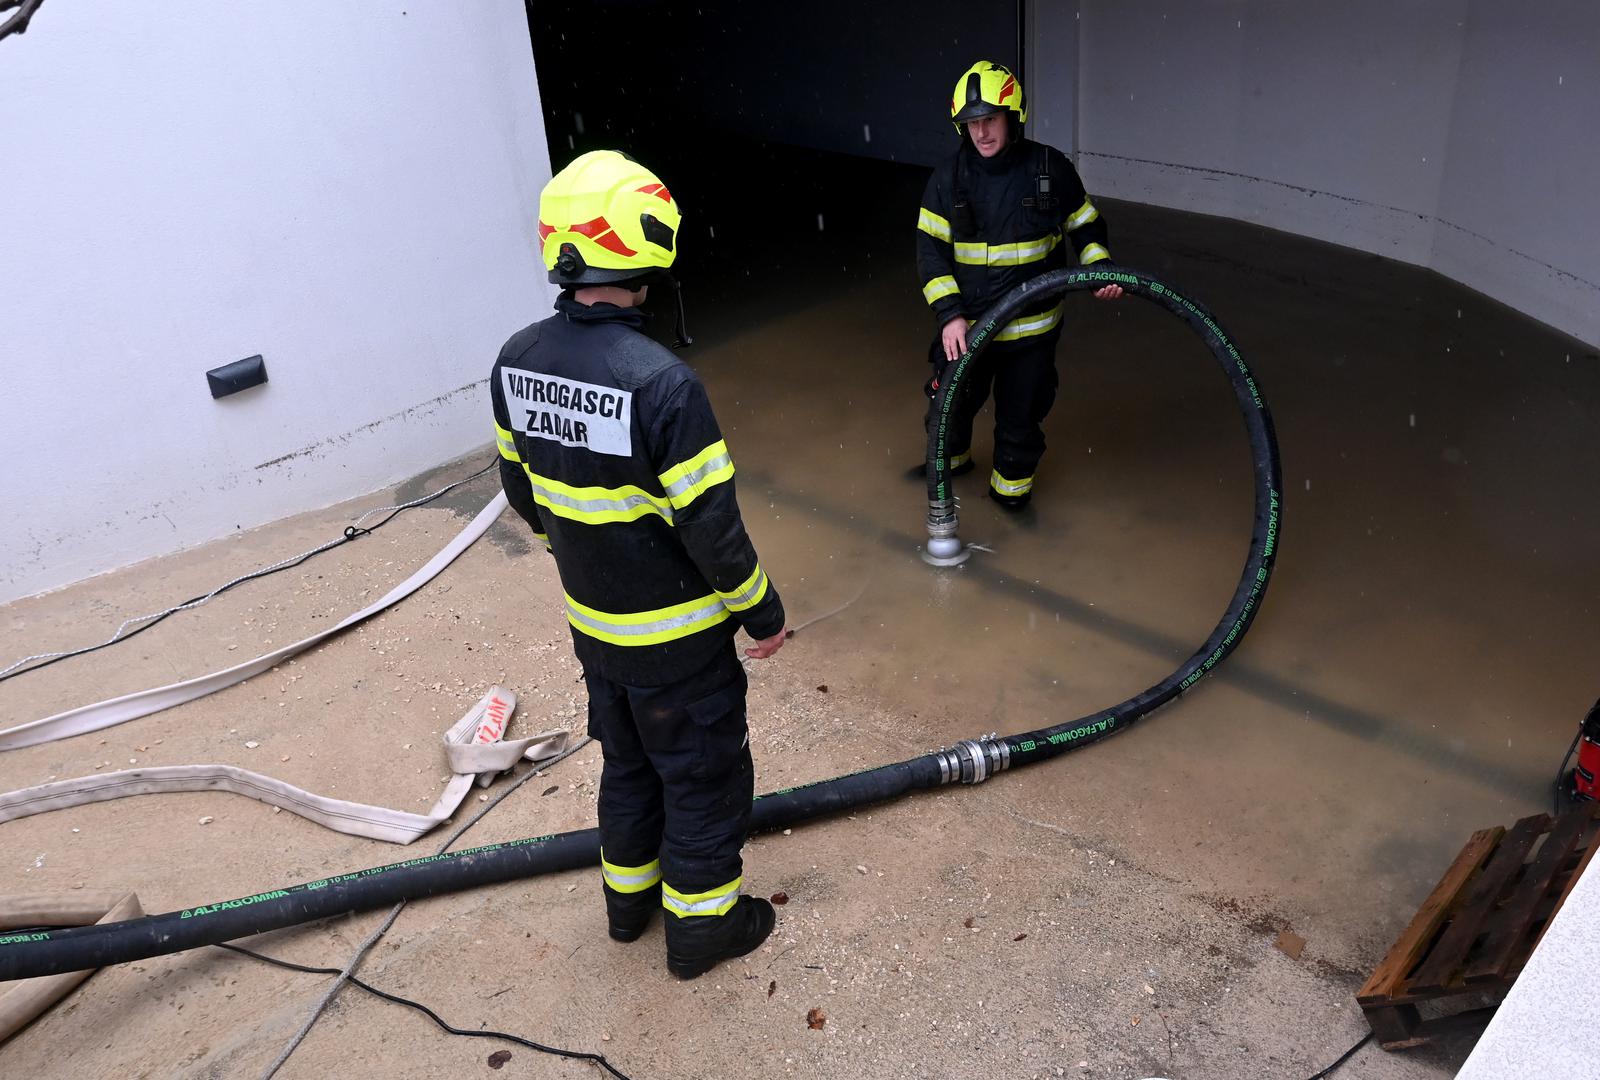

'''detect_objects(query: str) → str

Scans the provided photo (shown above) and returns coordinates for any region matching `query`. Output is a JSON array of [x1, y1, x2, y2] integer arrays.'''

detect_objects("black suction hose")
[[928, 265, 1280, 763], [0, 267, 1279, 982]]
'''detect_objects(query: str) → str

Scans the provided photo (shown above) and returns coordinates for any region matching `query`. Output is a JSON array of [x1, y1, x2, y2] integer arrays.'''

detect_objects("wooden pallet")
[[1357, 800, 1600, 1049]]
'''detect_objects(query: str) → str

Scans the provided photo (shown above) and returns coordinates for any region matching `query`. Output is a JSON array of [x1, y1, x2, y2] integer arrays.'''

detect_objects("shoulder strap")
[[950, 148, 977, 237]]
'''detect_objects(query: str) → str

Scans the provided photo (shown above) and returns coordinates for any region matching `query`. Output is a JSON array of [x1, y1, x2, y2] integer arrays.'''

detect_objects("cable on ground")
[[1, 459, 496, 682], [1302, 1031, 1373, 1080], [255, 734, 593, 1079], [218, 940, 632, 1079]]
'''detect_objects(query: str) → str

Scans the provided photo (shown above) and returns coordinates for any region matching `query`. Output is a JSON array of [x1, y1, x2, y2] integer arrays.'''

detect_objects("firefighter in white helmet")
[[917, 61, 1123, 509], [492, 150, 785, 978]]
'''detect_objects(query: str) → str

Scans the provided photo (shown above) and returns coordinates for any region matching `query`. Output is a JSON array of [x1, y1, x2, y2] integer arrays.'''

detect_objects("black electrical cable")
[[214, 943, 635, 1079], [0, 267, 1280, 982], [0, 460, 497, 683], [1300, 1031, 1372, 1080], [1553, 727, 1582, 817]]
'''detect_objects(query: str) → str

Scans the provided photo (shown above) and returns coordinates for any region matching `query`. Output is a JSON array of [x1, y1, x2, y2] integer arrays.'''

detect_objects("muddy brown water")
[[3, 160, 1597, 1077], [692, 188, 1600, 907]]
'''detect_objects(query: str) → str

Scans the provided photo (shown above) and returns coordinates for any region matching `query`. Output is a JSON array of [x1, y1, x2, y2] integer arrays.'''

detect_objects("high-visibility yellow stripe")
[[532, 530, 550, 551], [921, 275, 959, 304], [523, 465, 672, 526], [917, 208, 952, 242], [494, 422, 521, 463], [1079, 242, 1111, 265], [662, 876, 742, 918], [565, 591, 730, 647], [994, 303, 1064, 342], [602, 852, 662, 894], [658, 439, 735, 511], [950, 450, 971, 469], [990, 470, 1034, 496], [953, 234, 1060, 267], [718, 564, 768, 613], [1066, 197, 1099, 231]]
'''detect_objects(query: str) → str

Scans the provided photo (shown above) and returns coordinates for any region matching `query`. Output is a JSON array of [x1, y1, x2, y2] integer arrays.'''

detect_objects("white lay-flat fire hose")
[[0, 492, 577, 844], [0, 686, 567, 844], [0, 492, 509, 753]]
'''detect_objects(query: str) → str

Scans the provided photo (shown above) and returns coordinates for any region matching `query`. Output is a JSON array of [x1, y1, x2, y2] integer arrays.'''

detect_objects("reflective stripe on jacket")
[[491, 296, 785, 686], [915, 137, 1111, 338]]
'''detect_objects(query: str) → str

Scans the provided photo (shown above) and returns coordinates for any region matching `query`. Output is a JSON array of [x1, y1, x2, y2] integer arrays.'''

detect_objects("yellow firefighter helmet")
[[538, 150, 681, 285], [950, 60, 1027, 132]]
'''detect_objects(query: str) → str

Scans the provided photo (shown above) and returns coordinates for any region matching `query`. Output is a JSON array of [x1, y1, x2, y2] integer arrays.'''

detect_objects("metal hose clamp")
[[927, 498, 959, 537], [936, 737, 1012, 785], [924, 498, 969, 566]]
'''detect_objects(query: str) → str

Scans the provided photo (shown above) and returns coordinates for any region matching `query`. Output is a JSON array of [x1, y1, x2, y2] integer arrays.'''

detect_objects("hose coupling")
[[924, 499, 970, 566], [936, 737, 1011, 785]]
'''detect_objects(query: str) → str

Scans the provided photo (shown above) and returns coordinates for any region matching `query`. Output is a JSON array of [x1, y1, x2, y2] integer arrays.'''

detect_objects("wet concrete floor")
[[679, 153, 1600, 987], [4, 148, 1599, 1077]]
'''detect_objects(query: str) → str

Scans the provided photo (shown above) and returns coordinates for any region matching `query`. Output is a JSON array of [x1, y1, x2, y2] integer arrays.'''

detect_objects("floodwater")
[[4, 145, 1597, 1077], [675, 146, 1600, 949]]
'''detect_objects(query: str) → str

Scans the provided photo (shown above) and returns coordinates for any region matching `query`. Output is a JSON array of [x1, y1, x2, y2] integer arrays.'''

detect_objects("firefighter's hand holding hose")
[[940, 316, 970, 363], [745, 627, 788, 660]]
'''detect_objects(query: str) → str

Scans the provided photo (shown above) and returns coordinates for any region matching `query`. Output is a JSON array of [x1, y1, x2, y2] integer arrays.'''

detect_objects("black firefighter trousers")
[[924, 327, 1064, 488], [584, 640, 753, 912]]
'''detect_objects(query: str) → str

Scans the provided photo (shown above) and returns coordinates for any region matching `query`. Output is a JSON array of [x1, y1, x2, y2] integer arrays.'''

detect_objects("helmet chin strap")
[[622, 270, 693, 349], [665, 272, 693, 349]]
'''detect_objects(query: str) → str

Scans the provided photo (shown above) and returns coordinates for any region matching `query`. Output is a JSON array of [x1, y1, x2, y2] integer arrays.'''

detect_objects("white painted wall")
[[1024, 0, 1080, 158], [0, 1, 555, 603], [1433, 6, 1600, 347], [1031, 1, 1600, 348]]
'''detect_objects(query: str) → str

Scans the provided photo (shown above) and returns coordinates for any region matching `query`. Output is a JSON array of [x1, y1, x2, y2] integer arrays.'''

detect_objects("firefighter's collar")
[[966, 136, 1022, 174], [554, 292, 649, 329]]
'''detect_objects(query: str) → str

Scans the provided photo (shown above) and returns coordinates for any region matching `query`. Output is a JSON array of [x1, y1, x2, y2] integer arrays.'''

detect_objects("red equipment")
[[1562, 698, 1600, 804]]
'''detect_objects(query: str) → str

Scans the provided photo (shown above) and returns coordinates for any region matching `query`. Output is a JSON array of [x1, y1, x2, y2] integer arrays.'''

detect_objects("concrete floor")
[[3, 154, 1598, 1078]]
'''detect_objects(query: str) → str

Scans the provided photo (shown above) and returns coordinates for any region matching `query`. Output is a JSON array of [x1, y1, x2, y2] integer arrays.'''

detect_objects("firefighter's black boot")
[[988, 488, 1031, 510], [665, 896, 776, 979], [606, 883, 661, 943]]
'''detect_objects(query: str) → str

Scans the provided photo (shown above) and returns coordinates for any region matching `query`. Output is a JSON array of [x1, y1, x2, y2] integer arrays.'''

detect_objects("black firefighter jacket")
[[916, 137, 1112, 343], [491, 295, 785, 687]]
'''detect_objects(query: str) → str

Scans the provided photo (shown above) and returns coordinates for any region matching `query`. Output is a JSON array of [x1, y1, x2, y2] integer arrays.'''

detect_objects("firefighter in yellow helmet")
[[916, 61, 1123, 508], [491, 150, 786, 978]]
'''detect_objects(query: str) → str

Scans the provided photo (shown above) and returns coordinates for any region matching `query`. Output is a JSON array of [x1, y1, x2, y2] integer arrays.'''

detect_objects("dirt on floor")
[[2, 458, 1469, 1080], [7, 190, 1597, 1078]]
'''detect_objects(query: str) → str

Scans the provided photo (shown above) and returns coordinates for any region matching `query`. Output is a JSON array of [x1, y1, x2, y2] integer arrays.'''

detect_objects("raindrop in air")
[[863, 124, 872, 143], [573, 112, 585, 134], [817, 214, 826, 231]]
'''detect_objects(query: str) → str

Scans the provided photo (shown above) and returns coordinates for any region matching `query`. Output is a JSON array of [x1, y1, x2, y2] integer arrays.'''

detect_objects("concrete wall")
[[1024, 0, 1081, 158], [1433, 6, 1600, 346], [0, 1, 555, 603], [1035, 1, 1600, 348]]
